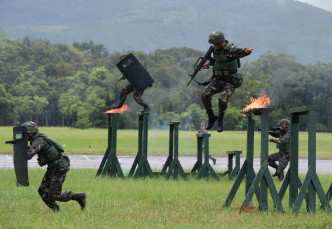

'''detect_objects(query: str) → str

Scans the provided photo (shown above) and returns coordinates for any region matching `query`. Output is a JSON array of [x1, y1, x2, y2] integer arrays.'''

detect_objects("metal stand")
[[326, 183, 332, 203], [287, 106, 331, 214], [196, 133, 219, 180], [96, 113, 124, 178], [225, 151, 242, 180], [240, 109, 283, 212], [161, 122, 187, 180], [128, 112, 154, 178], [191, 134, 203, 174], [223, 112, 260, 209]]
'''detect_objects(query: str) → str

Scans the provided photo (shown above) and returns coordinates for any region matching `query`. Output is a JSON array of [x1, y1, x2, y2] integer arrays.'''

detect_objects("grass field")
[[1, 126, 332, 158], [0, 169, 331, 228]]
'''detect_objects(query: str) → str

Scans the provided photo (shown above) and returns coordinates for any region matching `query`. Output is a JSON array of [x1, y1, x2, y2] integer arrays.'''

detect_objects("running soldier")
[[22, 121, 86, 212]]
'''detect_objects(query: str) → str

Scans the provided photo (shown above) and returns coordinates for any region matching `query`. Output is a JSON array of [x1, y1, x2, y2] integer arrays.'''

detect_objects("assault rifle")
[[256, 126, 281, 132], [187, 45, 214, 86]]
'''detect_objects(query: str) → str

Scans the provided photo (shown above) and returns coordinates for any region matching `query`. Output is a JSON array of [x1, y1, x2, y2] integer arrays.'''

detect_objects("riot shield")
[[6, 126, 29, 186], [116, 53, 154, 92]]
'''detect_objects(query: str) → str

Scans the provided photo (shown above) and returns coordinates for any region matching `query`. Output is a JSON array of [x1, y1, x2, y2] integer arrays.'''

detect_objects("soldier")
[[22, 121, 86, 212], [111, 53, 150, 112], [198, 123, 217, 165], [268, 119, 290, 181], [202, 31, 253, 132]]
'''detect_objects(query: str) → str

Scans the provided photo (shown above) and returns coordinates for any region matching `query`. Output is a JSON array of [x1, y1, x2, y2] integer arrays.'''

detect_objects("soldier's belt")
[[214, 70, 237, 77]]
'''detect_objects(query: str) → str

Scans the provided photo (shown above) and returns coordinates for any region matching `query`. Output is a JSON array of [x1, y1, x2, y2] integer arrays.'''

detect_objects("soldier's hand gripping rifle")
[[187, 45, 214, 86]]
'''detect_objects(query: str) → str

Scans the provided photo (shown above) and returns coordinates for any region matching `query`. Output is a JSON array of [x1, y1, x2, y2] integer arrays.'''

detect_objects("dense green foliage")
[[1, 36, 332, 131], [0, 169, 331, 228], [1, 0, 332, 64]]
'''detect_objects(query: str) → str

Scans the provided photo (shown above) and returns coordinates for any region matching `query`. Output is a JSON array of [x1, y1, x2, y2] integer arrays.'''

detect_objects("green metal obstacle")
[[194, 133, 219, 180], [223, 110, 260, 209], [225, 151, 242, 180], [326, 183, 332, 203], [128, 112, 154, 178], [238, 108, 283, 212], [96, 113, 125, 178], [287, 106, 331, 214], [160, 121, 187, 180]]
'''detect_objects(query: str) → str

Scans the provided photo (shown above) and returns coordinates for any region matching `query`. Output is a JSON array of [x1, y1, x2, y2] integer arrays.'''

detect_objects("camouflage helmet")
[[279, 119, 290, 128], [21, 121, 39, 134], [200, 123, 206, 127], [208, 31, 226, 44]]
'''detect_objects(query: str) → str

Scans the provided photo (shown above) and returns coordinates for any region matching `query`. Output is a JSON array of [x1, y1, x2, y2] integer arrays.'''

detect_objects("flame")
[[242, 92, 271, 115], [105, 105, 131, 114]]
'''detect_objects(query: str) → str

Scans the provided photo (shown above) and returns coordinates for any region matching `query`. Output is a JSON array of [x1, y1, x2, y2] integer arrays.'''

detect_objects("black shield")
[[116, 53, 154, 92], [12, 126, 29, 186]]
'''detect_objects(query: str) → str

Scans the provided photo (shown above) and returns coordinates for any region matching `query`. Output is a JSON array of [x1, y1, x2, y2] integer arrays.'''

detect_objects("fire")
[[242, 92, 271, 115], [105, 105, 131, 114]]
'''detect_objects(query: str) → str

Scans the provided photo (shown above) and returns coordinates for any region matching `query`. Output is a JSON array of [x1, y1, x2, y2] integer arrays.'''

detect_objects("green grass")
[[1, 126, 332, 158], [0, 169, 331, 228]]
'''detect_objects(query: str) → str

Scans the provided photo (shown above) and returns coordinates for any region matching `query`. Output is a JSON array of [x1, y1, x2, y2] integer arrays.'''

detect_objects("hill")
[[0, 0, 332, 64]]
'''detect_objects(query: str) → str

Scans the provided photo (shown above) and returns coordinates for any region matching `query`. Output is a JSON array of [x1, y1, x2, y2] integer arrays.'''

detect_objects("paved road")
[[0, 154, 331, 174]]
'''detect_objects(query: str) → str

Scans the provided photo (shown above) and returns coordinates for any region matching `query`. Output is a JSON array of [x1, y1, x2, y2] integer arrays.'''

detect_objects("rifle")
[[5, 140, 16, 144], [256, 126, 281, 132], [187, 45, 214, 86]]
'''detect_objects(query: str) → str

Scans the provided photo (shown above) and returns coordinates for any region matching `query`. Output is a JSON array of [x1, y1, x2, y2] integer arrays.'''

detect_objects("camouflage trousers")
[[268, 151, 289, 174], [201, 76, 243, 114], [38, 164, 72, 210], [119, 84, 147, 108]]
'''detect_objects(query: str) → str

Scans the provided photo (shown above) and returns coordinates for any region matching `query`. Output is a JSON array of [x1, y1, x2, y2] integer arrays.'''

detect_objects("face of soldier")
[[213, 43, 221, 49], [280, 126, 288, 131], [201, 125, 206, 131]]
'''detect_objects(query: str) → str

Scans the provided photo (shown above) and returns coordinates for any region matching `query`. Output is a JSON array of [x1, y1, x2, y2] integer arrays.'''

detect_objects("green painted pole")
[[289, 113, 299, 207], [246, 115, 255, 197], [259, 110, 269, 211]]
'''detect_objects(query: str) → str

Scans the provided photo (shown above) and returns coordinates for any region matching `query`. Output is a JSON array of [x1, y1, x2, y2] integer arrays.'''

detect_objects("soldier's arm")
[[269, 138, 280, 144], [27, 138, 47, 160], [226, 45, 253, 60], [279, 133, 290, 144]]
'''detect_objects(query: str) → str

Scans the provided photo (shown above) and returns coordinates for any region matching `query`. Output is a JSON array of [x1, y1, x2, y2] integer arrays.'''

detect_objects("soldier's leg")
[[268, 152, 280, 176], [48, 168, 86, 210], [133, 90, 150, 112], [217, 82, 236, 132], [38, 170, 60, 211], [276, 152, 289, 180], [201, 79, 221, 129], [116, 84, 135, 108]]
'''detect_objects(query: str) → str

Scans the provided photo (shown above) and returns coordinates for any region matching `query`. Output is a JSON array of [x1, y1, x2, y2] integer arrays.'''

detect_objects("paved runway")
[[0, 154, 331, 174]]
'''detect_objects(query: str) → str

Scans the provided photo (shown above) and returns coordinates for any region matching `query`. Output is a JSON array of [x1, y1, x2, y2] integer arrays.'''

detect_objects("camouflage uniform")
[[113, 53, 150, 111], [268, 119, 290, 180], [202, 31, 251, 132], [117, 83, 149, 110], [22, 121, 86, 211], [197, 123, 216, 165]]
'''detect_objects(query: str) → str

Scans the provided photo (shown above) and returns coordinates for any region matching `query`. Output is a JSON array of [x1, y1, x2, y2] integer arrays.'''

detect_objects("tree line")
[[1, 35, 332, 131]]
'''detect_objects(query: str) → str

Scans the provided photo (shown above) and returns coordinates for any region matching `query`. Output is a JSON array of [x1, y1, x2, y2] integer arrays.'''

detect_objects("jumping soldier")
[[202, 31, 253, 132], [268, 119, 290, 181], [111, 53, 150, 112], [22, 121, 86, 212], [198, 123, 217, 165]]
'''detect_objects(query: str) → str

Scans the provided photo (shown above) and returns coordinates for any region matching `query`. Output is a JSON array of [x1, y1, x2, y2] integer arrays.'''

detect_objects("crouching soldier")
[[22, 121, 86, 212], [268, 119, 290, 181]]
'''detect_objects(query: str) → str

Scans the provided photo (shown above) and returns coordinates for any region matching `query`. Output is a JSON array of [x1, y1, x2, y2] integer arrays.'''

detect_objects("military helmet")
[[279, 119, 290, 128], [200, 123, 206, 127], [208, 31, 226, 44], [21, 121, 39, 134]]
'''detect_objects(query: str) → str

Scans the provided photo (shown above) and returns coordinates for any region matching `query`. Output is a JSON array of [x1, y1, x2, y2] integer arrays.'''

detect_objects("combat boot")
[[272, 171, 278, 177], [278, 171, 284, 181], [206, 112, 218, 130], [142, 104, 150, 112], [216, 113, 224, 132], [51, 205, 60, 212], [72, 193, 86, 210]]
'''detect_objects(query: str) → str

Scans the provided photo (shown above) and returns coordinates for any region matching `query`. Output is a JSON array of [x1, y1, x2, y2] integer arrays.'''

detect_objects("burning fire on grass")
[[242, 92, 271, 116], [105, 105, 131, 114]]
